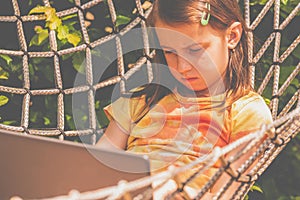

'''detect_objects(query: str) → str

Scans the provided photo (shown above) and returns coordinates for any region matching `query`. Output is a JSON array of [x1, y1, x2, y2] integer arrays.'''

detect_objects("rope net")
[[0, 0, 299, 199]]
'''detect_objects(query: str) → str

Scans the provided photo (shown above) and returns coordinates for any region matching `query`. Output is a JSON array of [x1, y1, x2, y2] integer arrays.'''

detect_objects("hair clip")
[[201, 2, 211, 26]]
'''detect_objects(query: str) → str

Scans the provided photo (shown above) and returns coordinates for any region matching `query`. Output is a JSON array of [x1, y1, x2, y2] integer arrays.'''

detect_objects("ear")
[[226, 22, 243, 50]]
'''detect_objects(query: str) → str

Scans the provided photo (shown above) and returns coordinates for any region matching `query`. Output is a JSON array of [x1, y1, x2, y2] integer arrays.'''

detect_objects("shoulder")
[[232, 91, 265, 109], [231, 91, 269, 113], [106, 95, 147, 116], [229, 91, 273, 141], [103, 95, 148, 132], [231, 91, 273, 125]]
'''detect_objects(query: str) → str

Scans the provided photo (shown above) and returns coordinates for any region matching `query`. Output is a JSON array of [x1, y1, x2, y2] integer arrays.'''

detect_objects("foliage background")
[[0, 0, 299, 199], [245, 1, 300, 199]]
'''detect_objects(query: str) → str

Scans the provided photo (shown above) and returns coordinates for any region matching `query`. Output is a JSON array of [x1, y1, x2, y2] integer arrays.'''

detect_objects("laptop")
[[0, 129, 151, 200]]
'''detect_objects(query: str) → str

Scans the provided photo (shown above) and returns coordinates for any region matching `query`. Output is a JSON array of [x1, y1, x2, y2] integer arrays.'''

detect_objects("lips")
[[183, 77, 198, 81]]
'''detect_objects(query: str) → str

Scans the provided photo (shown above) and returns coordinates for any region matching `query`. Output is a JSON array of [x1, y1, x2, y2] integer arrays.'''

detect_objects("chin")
[[183, 84, 207, 92], [177, 83, 207, 94]]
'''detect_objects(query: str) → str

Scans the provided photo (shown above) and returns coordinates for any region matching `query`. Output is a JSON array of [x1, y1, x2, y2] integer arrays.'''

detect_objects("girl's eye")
[[163, 50, 176, 55], [189, 48, 202, 53]]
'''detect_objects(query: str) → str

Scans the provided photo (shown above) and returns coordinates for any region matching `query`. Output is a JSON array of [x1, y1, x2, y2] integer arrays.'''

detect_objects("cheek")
[[214, 41, 229, 71], [197, 45, 228, 73], [164, 54, 177, 69], [193, 51, 216, 74], [215, 49, 229, 74]]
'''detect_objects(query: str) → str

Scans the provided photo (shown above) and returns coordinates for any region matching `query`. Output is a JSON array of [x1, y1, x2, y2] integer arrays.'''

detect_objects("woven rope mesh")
[[0, 0, 155, 144], [0, 0, 299, 199]]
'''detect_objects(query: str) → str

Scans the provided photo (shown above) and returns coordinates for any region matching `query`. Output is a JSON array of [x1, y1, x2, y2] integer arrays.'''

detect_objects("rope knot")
[[273, 28, 282, 33], [137, 13, 147, 21], [58, 88, 65, 95], [75, 5, 84, 13], [24, 88, 32, 96], [22, 126, 29, 134], [85, 42, 92, 49], [58, 128, 66, 136], [23, 51, 29, 57], [272, 61, 281, 66], [14, 15, 22, 22], [143, 51, 152, 61], [52, 50, 59, 57], [88, 84, 95, 93]]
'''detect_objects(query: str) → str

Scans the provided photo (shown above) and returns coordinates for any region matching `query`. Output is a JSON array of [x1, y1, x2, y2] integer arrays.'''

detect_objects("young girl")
[[97, 0, 272, 198]]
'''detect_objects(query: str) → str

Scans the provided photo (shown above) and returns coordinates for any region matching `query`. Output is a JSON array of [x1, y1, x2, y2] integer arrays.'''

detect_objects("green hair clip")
[[201, 2, 211, 26]]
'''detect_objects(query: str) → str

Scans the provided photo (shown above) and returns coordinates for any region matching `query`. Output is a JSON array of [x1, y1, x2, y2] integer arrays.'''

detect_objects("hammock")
[[0, 0, 299, 199]]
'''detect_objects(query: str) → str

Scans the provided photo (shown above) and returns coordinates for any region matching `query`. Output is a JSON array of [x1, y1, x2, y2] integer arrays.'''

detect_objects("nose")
[[177, 56, 193, 74]]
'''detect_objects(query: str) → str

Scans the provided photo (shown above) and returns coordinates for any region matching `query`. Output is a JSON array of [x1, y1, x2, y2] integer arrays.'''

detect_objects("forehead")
[[154, 19, 225, 49]]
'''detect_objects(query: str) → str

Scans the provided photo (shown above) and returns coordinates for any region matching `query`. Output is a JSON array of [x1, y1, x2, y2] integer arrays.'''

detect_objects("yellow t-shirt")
[[104, 91, 272, 188]]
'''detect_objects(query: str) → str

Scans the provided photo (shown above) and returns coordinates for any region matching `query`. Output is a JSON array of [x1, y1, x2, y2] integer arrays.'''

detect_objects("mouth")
[[183, 77, 198, 81]]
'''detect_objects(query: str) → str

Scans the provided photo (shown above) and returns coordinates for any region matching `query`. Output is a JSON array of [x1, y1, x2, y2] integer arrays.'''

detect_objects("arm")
[[96, 97, 134, 150], [96, 120, 129, 150]]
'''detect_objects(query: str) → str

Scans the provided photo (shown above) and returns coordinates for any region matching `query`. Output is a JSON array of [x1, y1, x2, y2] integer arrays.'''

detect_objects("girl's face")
[[155, 20, 230, 97]]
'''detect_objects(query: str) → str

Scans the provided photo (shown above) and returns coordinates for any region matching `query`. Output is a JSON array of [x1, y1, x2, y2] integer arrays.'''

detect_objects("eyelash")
[[163, 48, 202, 55], [189, 48, 202, 53], [163, 50, 176, 54]]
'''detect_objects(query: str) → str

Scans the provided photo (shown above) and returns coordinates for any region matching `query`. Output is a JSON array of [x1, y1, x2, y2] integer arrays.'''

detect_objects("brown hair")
[[131, 0, 251, 122]]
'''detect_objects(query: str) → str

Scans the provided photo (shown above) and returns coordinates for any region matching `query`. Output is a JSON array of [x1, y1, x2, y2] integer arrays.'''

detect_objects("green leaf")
[[43, 117, 51, 125], [65, 114, 76, 130], [95, 100, 100, 109], [251, 185, 263, 193], [67, 33, 81, 47], [29, 34, 39, 46], [293, 46, 300, 60], [42, 65, 54, 83], [82, 115, 88, 122], [0, 66, 9, 80], [29, 6, 49, 15], [2, 120, 17, 125], [38, 29, 49, 45], [66, 21, 78, 31], [0, 54, 13, 65], [281, 0, 289, 5], [31, 57, 45, 65], [72, 52, 85, 74], [30, 111, 38, 123], [44, 7, 57, 22], [66, 114, 72, 121], [259, 0, 269, 5], [46, 16, 62, 30], [59, 38, 68, 47], [264, 97, 271, 105], [97, 108, 109, 128], [61, 52, 74, 61], [28, 64, 35, 76], [34, 25, 43, 33], [0, 95, 9, 106], [0, 74, 8, 80], [30, 6, 62, 31], [115, 15, 131, 27], [57, 25, 69, 40], [61, 14, 78, 21]]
